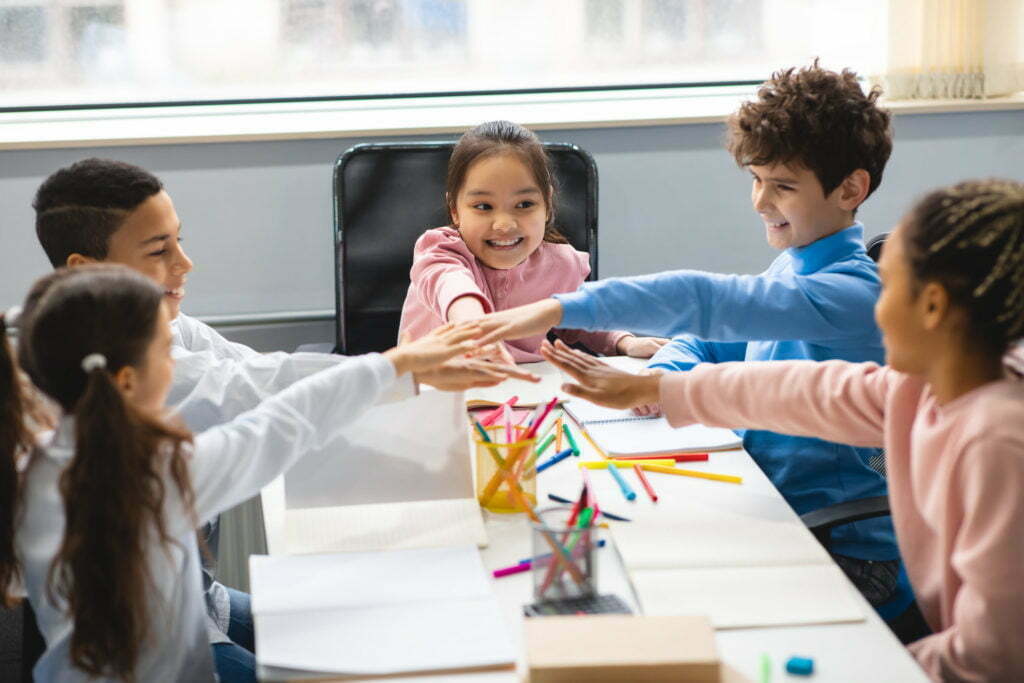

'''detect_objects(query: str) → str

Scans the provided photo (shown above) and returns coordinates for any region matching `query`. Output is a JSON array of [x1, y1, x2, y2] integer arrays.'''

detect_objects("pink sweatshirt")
[[659, 360, 1024, 682], [399, 226, 630, 362]]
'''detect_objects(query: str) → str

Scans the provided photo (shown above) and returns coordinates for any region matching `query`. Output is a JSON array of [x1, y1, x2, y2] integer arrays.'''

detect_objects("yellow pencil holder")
[[475, 425, 537, 514]]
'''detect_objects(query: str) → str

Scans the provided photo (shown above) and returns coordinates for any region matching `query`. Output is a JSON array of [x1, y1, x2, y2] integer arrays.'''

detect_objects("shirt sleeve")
[[659, 359, 892, 448], [647, 335, 748, 371], [185, 353, 397, 524], [908, 436, 1024, 682], [168, 346, 351, 433], [409, 229, 491, 321], [554, 267, 880, 347]]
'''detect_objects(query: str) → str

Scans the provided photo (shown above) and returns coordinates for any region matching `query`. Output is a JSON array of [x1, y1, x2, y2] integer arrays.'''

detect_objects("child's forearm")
[[446, 294, 488, 323]]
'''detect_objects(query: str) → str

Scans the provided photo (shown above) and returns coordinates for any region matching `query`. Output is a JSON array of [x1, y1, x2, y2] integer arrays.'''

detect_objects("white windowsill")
[[1, 87, 1022, 151]]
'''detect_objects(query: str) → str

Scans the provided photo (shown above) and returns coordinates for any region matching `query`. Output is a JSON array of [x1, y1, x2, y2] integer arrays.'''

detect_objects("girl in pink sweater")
[[535, 180, 1024, 682], [398, 120, 666, 364]]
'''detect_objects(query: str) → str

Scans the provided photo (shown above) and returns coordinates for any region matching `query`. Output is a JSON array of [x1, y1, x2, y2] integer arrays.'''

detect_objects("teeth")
[[488, 238, 522, 247]]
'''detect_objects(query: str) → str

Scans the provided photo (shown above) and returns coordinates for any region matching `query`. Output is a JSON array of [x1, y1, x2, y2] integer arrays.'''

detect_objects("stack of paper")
[[612, 497, 865, 629], [250, 545, 516, 678]]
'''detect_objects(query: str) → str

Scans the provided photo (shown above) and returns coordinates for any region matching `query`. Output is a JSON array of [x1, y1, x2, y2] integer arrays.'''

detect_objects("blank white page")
[[633, 564, 864, 629], [284, 498, 488, 555]]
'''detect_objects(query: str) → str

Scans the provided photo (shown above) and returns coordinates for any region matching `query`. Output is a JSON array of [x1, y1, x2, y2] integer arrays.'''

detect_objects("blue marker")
[[785, 656, 814, 676], [536, 447, 574, 473], [607, 462, 637, 501]]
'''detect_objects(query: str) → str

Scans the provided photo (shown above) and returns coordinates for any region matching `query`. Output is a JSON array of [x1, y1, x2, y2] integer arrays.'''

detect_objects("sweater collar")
[[787, 223, 866, 275]]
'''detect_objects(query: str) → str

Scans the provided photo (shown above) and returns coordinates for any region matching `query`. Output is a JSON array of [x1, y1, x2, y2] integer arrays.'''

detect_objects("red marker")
[[633, 465, 659, 502]]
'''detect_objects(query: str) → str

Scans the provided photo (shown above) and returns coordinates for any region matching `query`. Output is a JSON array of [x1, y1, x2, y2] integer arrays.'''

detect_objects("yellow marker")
[[577, 425, 609, 458], [580, 459, 676, 469], [640, 463, 743, 484]]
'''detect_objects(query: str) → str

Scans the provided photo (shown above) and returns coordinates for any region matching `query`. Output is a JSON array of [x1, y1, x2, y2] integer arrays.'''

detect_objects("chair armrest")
[[800, 495, 891, 548]]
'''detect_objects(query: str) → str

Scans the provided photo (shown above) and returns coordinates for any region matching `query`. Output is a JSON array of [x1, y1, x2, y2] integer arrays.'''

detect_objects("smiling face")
[[450, 152, 549, 270], [103, 190, 193, 319], [749, 163, 856, 250]]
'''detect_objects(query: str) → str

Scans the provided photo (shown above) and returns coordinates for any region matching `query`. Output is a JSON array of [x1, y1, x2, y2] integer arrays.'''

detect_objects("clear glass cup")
[[530, 505, 598, 602], [474, 425, 537, 514]]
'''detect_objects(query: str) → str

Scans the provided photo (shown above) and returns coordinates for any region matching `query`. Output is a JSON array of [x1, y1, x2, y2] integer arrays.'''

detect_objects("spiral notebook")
[[563, 399, 742, 456]]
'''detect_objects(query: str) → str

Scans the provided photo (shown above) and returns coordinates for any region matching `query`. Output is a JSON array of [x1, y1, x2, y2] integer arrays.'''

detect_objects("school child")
[[30, 158, 530, 679], [478, 64, 905, 612], [398, 119, 667, 364], [2, 264, 497, 682], [538, 179, 1024, 682]]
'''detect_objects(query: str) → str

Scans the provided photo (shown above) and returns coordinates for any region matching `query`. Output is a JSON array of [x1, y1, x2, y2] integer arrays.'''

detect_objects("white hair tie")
[[81, 353, 107, 373], [4, 306, 21, 328]]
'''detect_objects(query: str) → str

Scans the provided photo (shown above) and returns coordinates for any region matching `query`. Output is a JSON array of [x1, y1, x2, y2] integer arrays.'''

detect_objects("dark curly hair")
[[902, 179, 1024, 355], [34, 158, 164, 267], [727, 60, 892, 201]]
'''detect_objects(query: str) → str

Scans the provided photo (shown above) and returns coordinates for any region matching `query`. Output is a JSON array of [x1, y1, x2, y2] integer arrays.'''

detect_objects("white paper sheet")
[[250, 546, 515, 675], [284, 498, 488, 555], [611, 501, 831, 569], [632, 564, 864, 629]]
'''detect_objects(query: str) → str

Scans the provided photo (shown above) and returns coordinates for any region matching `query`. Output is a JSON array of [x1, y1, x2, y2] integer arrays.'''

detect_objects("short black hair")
[[33, 158, 164, 267]]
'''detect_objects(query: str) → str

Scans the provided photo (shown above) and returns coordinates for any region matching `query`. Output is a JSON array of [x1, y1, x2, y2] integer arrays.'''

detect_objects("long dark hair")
[[17, 265, 194, 680], [0, 311, 28, 607], [902, 179, 1024, 356], [446, 120, 568, 244]]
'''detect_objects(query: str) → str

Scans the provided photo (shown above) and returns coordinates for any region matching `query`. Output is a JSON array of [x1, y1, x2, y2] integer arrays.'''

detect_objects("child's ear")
[[837, 169, 870, 211], [66, 253, 98, 268], [919, 281, 951, 332], [112, 365, 136, 398], [447, 193, 459, 228]]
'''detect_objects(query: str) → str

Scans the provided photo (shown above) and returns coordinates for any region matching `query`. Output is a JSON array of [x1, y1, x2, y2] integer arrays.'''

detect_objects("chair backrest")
[[866, 232, 888, 263], [333, 141, 599, 355]]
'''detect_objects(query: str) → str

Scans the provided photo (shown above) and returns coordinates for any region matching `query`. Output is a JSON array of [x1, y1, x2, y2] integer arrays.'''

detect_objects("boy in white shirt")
[[32, 158, 528, 681]]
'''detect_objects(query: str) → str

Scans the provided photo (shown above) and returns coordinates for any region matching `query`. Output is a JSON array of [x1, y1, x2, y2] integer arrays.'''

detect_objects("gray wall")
[[2, 109, 1022, 351]]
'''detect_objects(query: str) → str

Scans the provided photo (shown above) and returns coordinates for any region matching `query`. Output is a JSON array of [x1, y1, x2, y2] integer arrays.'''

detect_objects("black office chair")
[[798, 231, 927, 640], [332, 141, 599, 355]]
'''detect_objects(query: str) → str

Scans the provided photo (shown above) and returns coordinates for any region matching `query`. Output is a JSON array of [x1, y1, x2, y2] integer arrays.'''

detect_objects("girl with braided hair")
[[531, 179, 1024, 682]]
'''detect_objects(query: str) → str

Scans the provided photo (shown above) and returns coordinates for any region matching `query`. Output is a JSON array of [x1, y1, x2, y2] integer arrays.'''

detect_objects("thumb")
[[399, 331, 412, 346]]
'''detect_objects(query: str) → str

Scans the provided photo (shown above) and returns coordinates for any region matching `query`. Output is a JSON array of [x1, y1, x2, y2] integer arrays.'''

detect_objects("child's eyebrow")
[[765, 175, 799, 184], [514, 187, 541, 195], [138, 233, 171, 246]]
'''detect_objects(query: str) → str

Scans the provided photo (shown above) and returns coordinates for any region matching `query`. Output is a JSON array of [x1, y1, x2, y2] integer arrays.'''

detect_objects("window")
[[0, 0, 887, 110]]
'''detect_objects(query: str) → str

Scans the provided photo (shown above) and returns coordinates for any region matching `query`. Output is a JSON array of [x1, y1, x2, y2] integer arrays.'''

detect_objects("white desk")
[[258, 364, 928, 683]]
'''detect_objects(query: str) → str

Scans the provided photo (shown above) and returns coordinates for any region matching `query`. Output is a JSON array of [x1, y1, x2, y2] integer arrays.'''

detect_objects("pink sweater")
[[399, 226, 630, 362], [660, 360, 1024, 682]]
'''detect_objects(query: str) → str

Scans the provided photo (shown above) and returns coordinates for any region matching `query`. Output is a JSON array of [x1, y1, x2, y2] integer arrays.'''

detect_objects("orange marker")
[[633, 465, 658, 502]]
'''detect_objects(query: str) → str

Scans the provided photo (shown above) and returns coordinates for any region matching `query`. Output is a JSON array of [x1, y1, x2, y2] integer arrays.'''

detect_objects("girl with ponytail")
[[531, 179, 1024, 681], [13, 264, 503, 682]]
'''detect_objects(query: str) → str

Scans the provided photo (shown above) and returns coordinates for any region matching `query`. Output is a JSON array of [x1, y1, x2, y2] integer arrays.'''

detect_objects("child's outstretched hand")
[[616, 335, 670, 358], [415, 357, 539, 391], [631, 367, 664, 416], [385, 321, 499, 376], [470, 340, 518, 366], [540, 339, 661, 410]]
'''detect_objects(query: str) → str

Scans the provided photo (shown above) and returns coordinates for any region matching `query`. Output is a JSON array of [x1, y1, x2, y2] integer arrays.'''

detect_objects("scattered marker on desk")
[[759, 652, 772, 683], [547, 494, 631, 522], [562, 423, 581, 456], [633, 464, 658, 502], [536, 447, 575, 473], [606, 462, 637, 501], [785, 656, 814, 676]]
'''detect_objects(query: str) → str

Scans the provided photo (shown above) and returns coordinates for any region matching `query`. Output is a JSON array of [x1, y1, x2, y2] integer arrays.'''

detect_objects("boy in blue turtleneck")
[[483, 62, 913, 624]]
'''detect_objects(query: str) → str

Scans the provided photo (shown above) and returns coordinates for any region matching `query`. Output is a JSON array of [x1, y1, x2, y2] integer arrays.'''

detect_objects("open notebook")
[[278, 389, 487, 554], [564, 398, 742, 456], [251, 545, 515, 678]]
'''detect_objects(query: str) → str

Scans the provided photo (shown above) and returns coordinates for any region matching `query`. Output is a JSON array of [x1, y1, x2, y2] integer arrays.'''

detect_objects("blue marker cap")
[[785, 656, 814, 676]]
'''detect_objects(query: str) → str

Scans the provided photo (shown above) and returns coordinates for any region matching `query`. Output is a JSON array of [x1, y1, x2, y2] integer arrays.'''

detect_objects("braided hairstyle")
[[903, 179, 1024, 355]]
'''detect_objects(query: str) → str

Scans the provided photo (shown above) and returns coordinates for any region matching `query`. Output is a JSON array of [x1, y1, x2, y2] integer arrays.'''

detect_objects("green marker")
[[535, 432, 556, 457], [562, 423, 581, 456], [760, 653, 772, 683]]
